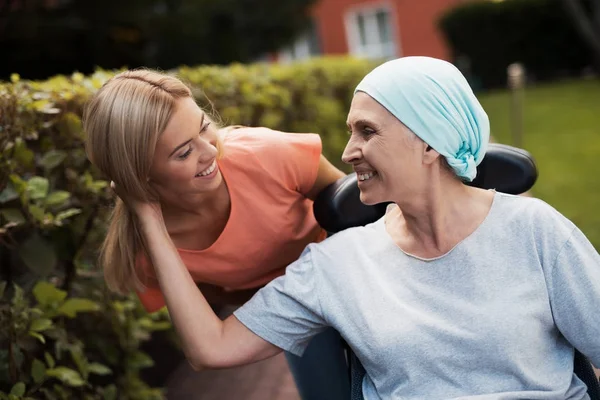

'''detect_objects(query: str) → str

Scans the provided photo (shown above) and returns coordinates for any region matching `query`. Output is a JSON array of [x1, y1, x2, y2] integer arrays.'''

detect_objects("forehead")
[[347, 92, 396, 125], [157, 97, 203, 148]]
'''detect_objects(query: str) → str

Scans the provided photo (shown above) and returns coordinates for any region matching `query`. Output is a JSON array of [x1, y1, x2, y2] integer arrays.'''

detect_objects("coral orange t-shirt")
[[136, 127, 327, 312]]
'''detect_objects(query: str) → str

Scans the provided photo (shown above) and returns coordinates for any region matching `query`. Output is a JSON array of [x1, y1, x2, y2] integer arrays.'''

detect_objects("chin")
[[359, 191, 382, 206], [194, 171, 223, 190]]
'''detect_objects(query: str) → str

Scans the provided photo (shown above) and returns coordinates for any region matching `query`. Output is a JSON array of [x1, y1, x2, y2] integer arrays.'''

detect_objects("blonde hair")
[[83, 69, 220, 294]]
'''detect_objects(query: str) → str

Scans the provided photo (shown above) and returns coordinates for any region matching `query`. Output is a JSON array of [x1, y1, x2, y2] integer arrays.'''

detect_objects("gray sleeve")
[[233, 246, 328, 356], [545, 226, 600, 367]]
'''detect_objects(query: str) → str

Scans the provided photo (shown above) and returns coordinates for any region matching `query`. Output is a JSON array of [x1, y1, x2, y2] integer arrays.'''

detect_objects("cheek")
[[154, 160, 196, 184], [364, 139, 392, 169]]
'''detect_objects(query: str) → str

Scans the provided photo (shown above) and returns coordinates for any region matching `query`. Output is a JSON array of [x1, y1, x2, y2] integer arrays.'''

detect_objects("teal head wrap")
[[354, 56, 490, 182]]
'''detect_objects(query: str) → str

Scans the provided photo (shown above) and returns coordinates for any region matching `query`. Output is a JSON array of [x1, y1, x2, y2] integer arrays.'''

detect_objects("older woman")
[[115, 57, 600, 399]]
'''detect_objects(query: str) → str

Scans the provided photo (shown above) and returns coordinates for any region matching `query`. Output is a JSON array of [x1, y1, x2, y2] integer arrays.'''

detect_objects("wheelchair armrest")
[[314, 143, 538, 234]]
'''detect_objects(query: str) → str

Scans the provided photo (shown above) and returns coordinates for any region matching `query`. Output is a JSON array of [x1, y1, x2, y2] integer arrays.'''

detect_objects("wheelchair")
[[313, 143, 600, 400]]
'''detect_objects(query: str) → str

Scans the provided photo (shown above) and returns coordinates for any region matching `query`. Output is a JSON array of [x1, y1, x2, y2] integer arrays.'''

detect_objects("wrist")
[[136, 208, 165, 231]]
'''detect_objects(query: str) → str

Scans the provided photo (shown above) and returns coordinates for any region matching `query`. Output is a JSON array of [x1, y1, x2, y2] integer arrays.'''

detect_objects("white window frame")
[[279, 33, 313, 63], [279, 22, 321, 63], [344, 3, 400, 60]]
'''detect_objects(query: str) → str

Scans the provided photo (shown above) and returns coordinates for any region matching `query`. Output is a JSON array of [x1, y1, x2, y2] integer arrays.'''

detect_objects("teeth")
[[197, 161, 216, 177], [358, 172, 375, 181]]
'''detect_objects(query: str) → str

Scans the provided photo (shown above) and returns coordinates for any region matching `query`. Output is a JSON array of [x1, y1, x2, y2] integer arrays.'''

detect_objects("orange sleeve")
[[246, 128, 323, 195], [135, 254, 166, 313]]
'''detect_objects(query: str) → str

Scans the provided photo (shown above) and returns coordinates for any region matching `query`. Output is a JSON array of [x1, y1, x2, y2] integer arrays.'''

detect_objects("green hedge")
[[0, 57, 375, 399], [438, 0, 593, 89]]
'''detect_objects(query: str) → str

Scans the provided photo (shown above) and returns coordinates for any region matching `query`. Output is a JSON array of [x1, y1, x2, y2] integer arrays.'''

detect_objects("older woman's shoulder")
[[308, 217, 390, 261], [492, 192, 576, 240]]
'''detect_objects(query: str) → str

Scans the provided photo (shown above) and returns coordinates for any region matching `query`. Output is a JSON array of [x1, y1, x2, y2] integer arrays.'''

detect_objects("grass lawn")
[[478, 79, 600, 250]]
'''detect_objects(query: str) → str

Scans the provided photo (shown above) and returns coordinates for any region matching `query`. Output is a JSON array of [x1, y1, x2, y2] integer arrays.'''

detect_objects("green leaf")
[[59, 112, 83, 139], [33, 282, 67, 307], [9, 382, 25, 397], [28, 205, 45, 222], [39, 150, 67, 170], [57, 298, 100, 318], [127, 351, 154, 369], [19, 234, 57, 277], [88, 363, 112, 376], [0, 184, 19, 204], [26, 177, 49, 200], [29, 332, 46, 344], [46, 367, 85, 387], [0, 208, 26, 224], [32, 358, 47, 384], [45, 191, 70, 207], [54, 209, 82, 224], [44, 352, 55, 368], [68, 346, 87, 379], [39, 388, 57, 400], [11, 284, 24, 307], [30, 318, 53, 332], [9, 175, 27, 196], [13, 139, 34, 169]]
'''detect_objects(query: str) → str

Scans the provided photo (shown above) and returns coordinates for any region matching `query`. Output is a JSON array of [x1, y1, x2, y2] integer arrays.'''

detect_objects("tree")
[[561, 0, 600, 68], [0, 0, 317, 80]]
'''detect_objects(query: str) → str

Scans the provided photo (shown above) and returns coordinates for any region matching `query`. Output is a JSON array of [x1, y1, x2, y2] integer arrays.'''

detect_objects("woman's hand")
[[110, 181, 162, 222]]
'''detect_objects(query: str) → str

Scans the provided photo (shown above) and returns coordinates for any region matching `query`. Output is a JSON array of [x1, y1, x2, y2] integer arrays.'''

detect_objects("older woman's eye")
[[362, 127, 376, 136]]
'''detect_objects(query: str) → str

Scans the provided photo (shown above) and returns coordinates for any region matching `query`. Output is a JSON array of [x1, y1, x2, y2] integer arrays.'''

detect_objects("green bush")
[[0, 57, 376, 398], [178, 57, 376, 166], [0, 72, 173, 399], [438, 0, 593, 89]]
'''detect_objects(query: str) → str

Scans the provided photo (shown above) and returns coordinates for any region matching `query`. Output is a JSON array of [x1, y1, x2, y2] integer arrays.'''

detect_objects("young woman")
[[83, 69, 350, 399]]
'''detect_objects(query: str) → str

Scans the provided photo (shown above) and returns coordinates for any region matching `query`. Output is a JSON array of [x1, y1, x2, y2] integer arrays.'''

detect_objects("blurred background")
[[1, 0, 599, 398]]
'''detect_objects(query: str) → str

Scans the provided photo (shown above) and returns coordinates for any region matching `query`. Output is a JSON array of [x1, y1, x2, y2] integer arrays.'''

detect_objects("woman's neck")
[[160, 179, 231, 224], [387, 180, 494, 259]]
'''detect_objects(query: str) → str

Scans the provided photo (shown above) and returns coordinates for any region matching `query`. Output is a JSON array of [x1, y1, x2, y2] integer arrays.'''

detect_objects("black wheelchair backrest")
[[314, 143, 538, 234]]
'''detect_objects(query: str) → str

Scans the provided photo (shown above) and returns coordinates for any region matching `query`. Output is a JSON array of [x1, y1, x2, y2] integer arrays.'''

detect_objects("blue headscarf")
[[354, 56, 490, 182]]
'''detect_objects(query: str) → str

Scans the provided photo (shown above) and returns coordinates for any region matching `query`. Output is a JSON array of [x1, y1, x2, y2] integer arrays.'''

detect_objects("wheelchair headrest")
[[314, 143, 538, 234]]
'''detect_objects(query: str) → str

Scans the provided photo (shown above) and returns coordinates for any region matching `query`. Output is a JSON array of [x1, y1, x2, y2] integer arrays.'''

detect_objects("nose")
[[196, 135, 218, 164], [341, 135, 362, 165]]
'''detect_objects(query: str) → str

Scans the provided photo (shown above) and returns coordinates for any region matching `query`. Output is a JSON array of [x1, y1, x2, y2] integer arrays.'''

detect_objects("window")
[[345, 5, 397, 60], [279, 20, 321, 63]]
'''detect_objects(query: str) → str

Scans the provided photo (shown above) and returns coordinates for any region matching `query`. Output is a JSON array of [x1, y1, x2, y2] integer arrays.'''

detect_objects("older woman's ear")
[[422, 144, 441, 165]]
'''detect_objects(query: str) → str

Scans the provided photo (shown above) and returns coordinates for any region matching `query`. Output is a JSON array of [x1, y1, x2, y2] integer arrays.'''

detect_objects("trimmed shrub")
[[0, 57, 376, 399], [438, 0, 593, 89]]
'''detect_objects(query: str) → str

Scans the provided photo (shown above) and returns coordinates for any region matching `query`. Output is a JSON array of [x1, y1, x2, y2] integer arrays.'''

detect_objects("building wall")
[[310, 0, 463, 61]]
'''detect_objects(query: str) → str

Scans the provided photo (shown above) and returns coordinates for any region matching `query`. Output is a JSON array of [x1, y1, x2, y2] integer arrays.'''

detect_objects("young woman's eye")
[[178, 147, 192, 160], [200, 121, 211, 134]]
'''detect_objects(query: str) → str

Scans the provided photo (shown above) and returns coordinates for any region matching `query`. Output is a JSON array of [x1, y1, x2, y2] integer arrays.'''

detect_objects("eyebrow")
[[168, 113, 205, 157], [347, 118, 377, 129]]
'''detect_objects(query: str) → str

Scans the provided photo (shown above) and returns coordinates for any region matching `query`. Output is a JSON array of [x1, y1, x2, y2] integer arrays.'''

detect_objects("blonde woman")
[[83, 70, 350, 399]]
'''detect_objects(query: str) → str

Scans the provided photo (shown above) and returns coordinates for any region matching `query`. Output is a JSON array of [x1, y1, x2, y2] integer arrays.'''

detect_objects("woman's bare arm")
[[139, 209, 281, 370], [305, 154, 346, 200]]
